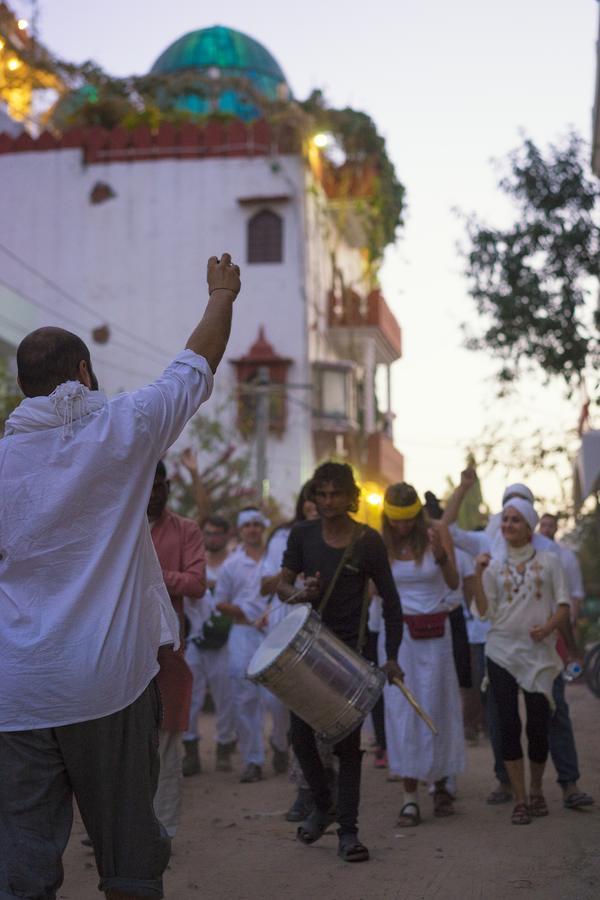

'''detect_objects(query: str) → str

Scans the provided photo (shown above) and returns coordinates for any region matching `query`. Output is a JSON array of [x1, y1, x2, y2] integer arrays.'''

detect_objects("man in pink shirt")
[[149, 460, 206, 838]]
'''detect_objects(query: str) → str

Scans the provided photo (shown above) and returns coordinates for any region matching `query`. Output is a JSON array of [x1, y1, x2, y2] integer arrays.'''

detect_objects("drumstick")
[[250, 588, 307, 628], [392, 677, 438, 735]]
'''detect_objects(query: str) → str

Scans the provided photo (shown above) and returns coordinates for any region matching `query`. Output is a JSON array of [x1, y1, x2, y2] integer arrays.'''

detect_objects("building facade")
[[0, 25, 403, 513]]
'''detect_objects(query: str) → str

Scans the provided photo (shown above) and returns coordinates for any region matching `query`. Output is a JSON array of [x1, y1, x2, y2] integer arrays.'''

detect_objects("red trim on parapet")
[[0, 119, 300, 163]]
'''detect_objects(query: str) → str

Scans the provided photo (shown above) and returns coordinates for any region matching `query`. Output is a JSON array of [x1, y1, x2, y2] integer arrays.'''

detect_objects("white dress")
[[381, 552, 466, 781], [482, 545, 570, 703]]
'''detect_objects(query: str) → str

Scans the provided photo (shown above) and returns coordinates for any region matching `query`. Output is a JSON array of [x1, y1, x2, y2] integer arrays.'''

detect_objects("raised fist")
[[207, 253, 241, 298]]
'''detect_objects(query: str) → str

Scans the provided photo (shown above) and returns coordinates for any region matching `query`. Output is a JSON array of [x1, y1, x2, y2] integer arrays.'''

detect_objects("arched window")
[[247, 209, 283, 263]]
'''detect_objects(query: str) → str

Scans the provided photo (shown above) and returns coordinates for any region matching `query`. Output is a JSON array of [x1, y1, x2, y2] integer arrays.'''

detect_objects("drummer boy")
[[278, 462, 404, 863]]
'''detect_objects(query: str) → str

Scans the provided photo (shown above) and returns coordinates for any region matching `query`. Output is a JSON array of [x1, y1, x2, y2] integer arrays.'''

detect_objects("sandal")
[[529, 794, 548, 817], [486, 784, 513, 805], [296, 806, 336, 845], [563, 790, 594, 810], [337, 831, 370, 863], [396, 802, 420, 827], [511, 803, 531, 825], [433, 788, 455, 817]]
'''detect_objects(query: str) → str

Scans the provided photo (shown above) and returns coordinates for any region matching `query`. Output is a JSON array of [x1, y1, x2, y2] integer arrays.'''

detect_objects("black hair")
[[155, 460, 167, 480], [17, 327, 93, 397], [424, 491, 443, 521], [204, 515, 230, 532], [308, 461, 360, 514], [294, 480, 314, 522]]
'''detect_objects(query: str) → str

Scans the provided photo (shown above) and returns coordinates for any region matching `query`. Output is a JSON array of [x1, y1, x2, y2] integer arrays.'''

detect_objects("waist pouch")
[[404, 611, 447, 640]]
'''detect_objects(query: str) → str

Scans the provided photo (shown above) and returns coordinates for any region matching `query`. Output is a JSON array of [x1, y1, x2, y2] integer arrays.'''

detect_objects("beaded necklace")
[[502, 547, 543, 604]]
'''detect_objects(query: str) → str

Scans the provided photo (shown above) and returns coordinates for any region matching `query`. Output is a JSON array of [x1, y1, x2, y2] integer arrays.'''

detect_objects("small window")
[[247, 210, 283, 263]]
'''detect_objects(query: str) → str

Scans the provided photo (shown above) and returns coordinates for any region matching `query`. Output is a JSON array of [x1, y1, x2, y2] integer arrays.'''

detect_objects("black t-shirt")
[[282, 519, 403, 660]]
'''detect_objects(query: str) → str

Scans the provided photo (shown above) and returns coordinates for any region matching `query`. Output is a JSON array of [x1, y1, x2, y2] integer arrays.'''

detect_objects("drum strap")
[[356, 584, 370, 655], [318, 525, 370, 653]]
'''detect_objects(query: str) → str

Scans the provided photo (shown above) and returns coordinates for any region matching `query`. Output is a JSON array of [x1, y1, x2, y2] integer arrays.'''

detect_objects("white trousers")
[[229, 625, 265, 766], [154, 730, 183, 838], [184, 642, 236, 745]]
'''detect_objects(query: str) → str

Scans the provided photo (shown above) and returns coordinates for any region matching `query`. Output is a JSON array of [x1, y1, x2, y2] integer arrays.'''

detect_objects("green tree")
[[462, 132, 600, 391], [0, 357, 21, 432], [167, 408, 255, 524]]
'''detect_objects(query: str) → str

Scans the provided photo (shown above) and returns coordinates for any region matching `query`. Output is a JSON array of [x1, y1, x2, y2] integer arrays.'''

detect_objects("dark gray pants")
[[0, 681, 170, 899]]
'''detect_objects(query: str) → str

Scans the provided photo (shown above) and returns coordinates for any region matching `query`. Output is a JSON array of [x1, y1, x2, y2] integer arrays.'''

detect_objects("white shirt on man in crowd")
[[0, 350, 213, 731]]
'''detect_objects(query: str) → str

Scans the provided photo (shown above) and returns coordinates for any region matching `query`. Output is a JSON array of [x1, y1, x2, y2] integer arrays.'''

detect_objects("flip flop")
[[296, 806, 336, 845], [396, 801, 420, 827], [486, 785, 513, 805], [529, 794, 549, 817], [563, 791, 594, 809], [511, 803, 531, 825], [433, 788, 455, 817], [337, 832, 370, 863]]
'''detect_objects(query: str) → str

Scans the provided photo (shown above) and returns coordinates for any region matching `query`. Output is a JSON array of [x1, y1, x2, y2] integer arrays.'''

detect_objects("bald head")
[[17, 327, 97, 397]]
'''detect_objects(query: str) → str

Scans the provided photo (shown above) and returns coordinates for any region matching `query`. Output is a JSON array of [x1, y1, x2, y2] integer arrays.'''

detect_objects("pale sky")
[[24, 0, 599, 510]]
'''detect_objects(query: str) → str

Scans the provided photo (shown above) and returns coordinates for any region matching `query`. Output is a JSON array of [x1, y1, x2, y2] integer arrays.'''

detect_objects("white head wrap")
[[237, 509, 270, 529], [502, 498, 538, 532], [502, 483, 534, 505]]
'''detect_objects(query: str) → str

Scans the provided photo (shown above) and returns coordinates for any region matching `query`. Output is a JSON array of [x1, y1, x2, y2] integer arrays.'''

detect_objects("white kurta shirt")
[[482, 546, 570, 701], [0, 350, 213, 730], [213, 548, 267, 624]]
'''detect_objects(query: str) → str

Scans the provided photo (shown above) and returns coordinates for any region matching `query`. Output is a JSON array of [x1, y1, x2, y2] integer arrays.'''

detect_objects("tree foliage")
[[301, 90, 405, 263], [167, 408, 255, 524], [0, 358, 21, 433], [463, 132, 600, 390]]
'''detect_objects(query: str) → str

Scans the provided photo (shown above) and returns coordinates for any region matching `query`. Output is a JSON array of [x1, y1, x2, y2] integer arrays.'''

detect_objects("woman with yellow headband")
[[380, 482, 465, 828]]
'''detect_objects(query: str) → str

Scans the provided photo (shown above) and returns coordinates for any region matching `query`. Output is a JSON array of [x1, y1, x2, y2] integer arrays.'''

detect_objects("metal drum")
[[246, 604, 385, 744]]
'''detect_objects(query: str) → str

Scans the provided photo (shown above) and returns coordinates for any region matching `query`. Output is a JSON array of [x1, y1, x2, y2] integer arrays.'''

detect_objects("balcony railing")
[[328, 289, 402, 361]]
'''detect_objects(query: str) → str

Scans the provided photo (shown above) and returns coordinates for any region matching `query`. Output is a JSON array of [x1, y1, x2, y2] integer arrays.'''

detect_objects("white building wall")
[[0, 148, 315, 512]]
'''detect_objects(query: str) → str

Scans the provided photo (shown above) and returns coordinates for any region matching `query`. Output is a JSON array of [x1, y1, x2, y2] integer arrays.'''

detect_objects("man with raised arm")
[[0, 254, 240, 900]]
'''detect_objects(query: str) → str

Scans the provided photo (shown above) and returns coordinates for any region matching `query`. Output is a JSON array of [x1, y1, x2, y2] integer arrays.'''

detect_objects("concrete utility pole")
[[255, 366, 270, 502]]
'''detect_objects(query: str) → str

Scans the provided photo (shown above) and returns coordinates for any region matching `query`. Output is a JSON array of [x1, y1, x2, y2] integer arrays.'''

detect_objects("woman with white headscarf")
[[474, 499, 571, 825]]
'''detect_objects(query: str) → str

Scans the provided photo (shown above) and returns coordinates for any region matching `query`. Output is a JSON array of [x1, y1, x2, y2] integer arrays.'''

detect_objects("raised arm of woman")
[[473, 553, 492, 617], [429, 522, 459, 590]]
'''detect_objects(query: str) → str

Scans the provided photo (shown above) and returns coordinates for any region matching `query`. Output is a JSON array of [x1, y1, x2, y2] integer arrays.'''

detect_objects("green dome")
[[149, 25, 290, 120]]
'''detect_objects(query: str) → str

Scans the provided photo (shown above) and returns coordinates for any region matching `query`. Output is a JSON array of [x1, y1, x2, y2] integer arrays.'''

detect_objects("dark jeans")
[[290, 712, 362, 835], [486, 658, 550, 763], [462, 643, 487, 736], [0, 682, 170, 900], [488, 670, 581, 786], [449, 607, 472, 688]]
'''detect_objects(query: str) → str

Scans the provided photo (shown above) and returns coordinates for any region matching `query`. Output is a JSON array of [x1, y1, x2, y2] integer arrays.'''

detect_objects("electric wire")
[[0, 272, 161, 374], [0, 240, 178, 363], [0, 307, 159, 382]]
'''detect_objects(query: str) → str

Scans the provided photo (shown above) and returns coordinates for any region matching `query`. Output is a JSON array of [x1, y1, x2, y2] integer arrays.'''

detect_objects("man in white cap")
[[442, 469, 558, 560], [213, 507, 287, 783]]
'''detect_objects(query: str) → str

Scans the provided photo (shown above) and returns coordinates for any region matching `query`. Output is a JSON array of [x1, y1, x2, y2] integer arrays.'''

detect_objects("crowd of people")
[[0, 252, 593, 900], [147, 454, 594, 846]]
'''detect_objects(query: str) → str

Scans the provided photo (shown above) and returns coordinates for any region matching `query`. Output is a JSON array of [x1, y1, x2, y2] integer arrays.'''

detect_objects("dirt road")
[[61, 682, 599, 900]]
